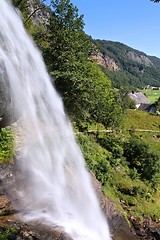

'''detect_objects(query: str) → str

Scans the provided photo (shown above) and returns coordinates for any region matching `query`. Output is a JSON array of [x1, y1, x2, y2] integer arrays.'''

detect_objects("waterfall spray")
[[0, 0, 111, 239]]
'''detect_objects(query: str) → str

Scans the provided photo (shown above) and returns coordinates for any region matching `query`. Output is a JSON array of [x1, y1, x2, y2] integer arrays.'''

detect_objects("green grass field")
[[142, 89, 160, 103], [123, 109, 160, 130], [123, 109, 160, 154]]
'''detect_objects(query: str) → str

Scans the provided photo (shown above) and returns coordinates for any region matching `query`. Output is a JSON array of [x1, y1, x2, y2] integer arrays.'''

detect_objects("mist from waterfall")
[[0, 1, 111, 239]]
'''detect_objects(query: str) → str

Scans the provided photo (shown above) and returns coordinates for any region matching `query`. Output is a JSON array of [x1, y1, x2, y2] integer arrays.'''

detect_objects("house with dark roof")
[[128, 91, 151, 111]]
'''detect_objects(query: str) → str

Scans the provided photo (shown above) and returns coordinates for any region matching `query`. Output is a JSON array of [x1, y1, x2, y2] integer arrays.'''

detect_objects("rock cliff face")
[[27, 0, 50, 26], [92, 49, 154, 72], [93, 39, 160, 88], [92, 49, 153, 72], [91, 172, 138, 240], [91, 52, 119, 71], [127, 51, 153, 67]]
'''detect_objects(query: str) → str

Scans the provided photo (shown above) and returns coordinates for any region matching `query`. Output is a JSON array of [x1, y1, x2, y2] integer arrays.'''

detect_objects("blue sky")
[[46, 0, 160, 57]]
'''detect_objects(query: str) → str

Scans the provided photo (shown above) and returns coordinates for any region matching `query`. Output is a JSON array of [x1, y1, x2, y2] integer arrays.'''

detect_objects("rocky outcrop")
[[27, 0, 50, 26], [91, 172, 138, 240], [130, 216, 160, 240], [0, 219, 73, 240], [127, 51, 153, 67], [92, 173, 160, 240], [91, 52, 120, 71], [0, 218, 73, 240]]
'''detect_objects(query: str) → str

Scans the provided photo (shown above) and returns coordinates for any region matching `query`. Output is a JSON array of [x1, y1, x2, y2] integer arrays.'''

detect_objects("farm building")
[[128, 91, 151, 111]]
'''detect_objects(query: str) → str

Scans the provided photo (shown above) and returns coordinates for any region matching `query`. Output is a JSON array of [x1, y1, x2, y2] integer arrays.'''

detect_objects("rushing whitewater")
[[0, 0, 111, 239]]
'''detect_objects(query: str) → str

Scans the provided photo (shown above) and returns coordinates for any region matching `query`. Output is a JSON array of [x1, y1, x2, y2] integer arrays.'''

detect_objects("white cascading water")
[[0, 0, 111, 239]]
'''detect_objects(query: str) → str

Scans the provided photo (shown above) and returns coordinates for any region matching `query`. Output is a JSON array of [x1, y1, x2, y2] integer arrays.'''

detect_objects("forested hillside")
[[94, 39, 160, 89]]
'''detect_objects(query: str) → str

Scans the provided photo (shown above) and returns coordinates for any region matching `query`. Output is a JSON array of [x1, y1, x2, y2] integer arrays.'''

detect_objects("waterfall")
[[0, 1, 111, 239]]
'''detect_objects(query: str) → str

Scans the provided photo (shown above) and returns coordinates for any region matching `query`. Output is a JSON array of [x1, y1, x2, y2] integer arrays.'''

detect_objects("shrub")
[[77, 132, 112, 184], [123, 138, 160, 182], [0, 128, 15, 163], [0, 226, 18, 240], [97, 133, 124, 166], [94, 156, 111, 185]]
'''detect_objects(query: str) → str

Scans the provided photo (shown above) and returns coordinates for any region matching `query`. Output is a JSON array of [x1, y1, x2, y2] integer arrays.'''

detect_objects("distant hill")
[[93, 40, 160, 89]]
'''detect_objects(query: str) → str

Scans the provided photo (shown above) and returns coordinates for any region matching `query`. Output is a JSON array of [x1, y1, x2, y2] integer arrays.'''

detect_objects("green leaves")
[[124, 138, 160, 182], [51, 0, 84, 30], [41, 0, 123, 127], [0, 128, 15, 163]]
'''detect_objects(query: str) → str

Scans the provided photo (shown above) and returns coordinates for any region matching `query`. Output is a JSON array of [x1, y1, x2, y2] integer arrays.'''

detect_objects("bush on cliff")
[[0, 128, 15, 163]]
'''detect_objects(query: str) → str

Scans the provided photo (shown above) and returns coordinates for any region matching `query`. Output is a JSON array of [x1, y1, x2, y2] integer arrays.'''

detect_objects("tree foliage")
[[124, 138, 160, 182], [39, 0, 123, 126], [118, 88, 136, 109], [12, 0, 25, 7], [44, 0, 92, 71]]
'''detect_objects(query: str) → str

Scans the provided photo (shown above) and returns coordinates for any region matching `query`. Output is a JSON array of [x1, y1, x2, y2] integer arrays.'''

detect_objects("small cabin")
[[128, 91, 151, 111]]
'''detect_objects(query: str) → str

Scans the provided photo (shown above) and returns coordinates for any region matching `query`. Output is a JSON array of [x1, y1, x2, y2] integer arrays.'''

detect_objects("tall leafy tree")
[[43, 1, 91, 111], [43, 0, 123, 126], [44, 0, 93, 71]]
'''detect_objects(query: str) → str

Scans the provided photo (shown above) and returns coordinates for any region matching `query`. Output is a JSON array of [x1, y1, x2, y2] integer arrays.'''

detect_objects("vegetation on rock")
[[0, 128, 15, 163]]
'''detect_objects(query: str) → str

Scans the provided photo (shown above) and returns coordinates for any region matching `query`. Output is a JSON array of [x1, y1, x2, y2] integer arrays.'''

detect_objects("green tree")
[[119, 88, 136, 109], [76, 62, 123, 127], [41, 0, 122, 127], [44, 0, 93, 71]]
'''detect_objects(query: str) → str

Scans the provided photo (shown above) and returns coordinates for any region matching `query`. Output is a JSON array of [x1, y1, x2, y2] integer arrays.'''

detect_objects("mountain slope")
[[93, 40, 160, 89]]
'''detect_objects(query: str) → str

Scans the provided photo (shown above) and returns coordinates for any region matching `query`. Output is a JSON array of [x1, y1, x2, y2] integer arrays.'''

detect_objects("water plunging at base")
[[0, 1, 111, 239]]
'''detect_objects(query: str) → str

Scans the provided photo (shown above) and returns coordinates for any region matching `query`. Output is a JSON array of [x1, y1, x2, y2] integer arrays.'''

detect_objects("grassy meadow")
[[123, 109, 160, 153], [142, 89, 160, 103], [123, 109, 160, 131]]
